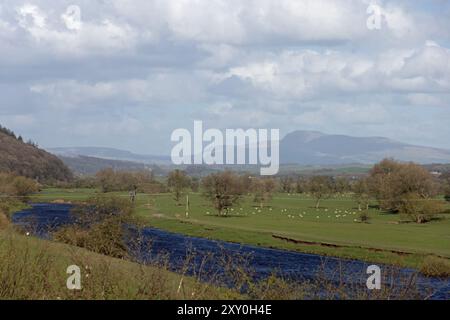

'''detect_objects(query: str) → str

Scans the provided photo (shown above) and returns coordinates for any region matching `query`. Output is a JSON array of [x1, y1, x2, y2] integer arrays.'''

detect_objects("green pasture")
[[31, 188, 450, 269]]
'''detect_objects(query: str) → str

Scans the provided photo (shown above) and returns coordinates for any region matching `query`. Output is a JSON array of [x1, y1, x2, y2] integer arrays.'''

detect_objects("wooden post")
[[185, 194, 190, 218]]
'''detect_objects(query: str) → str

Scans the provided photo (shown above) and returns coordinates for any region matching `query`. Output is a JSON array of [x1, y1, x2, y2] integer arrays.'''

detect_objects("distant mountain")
[[280, 131, 450, 165], [58, 155, 166, 176], [48, 131, 450, 171], [0, 126, 72, 182], [48, 147, 171, 165]]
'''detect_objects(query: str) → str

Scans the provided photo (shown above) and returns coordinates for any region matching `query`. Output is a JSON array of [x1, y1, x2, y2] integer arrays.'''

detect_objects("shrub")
[[398, 193, 443, 224], [54, 196, 134, 258], [0, 173, 39, 201], [10, 176, 39, 199], [420, 256, 450, 278], [54, 216, 129, 259], [358, 211, 371, 223]]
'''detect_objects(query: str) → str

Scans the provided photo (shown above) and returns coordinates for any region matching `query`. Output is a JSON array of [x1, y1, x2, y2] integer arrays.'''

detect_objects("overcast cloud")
[[0, 0, 449, 154]]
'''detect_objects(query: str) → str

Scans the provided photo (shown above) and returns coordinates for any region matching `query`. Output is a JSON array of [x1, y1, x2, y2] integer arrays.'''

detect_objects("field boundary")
[[272, 234, 450, 260]]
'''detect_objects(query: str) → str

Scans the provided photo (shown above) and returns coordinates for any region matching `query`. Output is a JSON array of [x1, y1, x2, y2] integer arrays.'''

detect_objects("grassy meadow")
[[31, 188, 450, 270]]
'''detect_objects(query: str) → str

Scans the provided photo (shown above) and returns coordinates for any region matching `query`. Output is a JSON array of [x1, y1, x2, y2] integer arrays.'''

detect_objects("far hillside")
[[59, 155, 165, 176], [0, 125, 73, 182]]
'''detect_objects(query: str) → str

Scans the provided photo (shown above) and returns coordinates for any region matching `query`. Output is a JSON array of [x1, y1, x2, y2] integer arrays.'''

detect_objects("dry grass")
[[420, 256, 450, 278], [0, 213, 9, 230], [0, 228, 235, 300]]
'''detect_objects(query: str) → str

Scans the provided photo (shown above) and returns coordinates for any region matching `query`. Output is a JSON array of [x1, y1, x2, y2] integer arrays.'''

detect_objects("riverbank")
[[31, 188, 450, 271], [0, 226, 237, 299], [11, 203, 449, 300]]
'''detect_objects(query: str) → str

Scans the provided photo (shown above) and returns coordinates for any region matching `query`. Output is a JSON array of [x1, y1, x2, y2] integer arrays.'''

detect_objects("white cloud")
[[29, 73, 208, 109], [1, 0, 450, 151], [30, 79, 154, 109], [218, 42, 450, 100], [13, 3, 140, 56]]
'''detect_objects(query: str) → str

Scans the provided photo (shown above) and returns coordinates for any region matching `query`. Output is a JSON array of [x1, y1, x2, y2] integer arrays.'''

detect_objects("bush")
[[0, 173, 39, 201], [54, 216, 130, 259], [420, 256, 450, 278], [398, 193, 443, 224], [54, 196, 134, 258], [358, 211, 371, 223], [10, 176, 40, 198]]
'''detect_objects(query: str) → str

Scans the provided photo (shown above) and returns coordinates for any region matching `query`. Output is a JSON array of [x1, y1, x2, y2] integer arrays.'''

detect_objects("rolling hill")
[[48, 131, 450, 170], [59, 155, 165, 176], [0, 126, 73, 182], [280, 131, 450, 165], [48, 147, 170, 165]]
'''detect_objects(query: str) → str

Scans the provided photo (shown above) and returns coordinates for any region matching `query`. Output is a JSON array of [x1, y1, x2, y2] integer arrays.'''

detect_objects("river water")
[[12, 203, 450, 299]]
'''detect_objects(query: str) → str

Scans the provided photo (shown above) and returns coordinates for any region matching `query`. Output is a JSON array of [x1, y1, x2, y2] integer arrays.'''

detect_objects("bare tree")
[[201, 171, 243, 216], [308, 176, 333, 209], [368, 159, 443, 223], [295, 176, 307, 194], [279, 176, 294, 193], [352, 178, 370, 211], [253, 178, 276, 208], [167, 170, 191, 205], [333, 177, 350, 195]]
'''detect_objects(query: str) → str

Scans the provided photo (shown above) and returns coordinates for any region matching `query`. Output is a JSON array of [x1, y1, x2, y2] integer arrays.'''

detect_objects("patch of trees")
[[368, 159, 442, 223], [0, 125, 17, 139], [0, 127, 73, 182], [95, 168, 163, 193], [0, 172, 40, 201]]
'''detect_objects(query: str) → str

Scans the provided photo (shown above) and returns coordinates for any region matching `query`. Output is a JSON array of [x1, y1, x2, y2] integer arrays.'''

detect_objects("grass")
[[31, 189, 450, 270], [0, 227, 237, 300]]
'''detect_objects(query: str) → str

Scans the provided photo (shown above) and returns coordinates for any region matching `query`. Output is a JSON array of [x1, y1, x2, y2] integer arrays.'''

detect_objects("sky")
[[0, 0, 449, 155]]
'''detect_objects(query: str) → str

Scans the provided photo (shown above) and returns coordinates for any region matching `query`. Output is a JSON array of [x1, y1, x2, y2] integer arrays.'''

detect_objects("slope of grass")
[[0, 227, 237, 300]]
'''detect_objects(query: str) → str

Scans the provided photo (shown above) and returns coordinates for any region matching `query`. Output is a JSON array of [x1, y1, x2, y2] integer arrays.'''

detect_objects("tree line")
[[3, 158, 447, 224], [165, 159, 449, 224]]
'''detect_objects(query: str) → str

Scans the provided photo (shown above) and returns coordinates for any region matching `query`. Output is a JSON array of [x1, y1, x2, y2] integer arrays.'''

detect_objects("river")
[[12, 203, 450, 300]]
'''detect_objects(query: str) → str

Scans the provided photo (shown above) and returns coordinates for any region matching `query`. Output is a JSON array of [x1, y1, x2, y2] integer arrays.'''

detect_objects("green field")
[[32, 188, 450, 269]]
